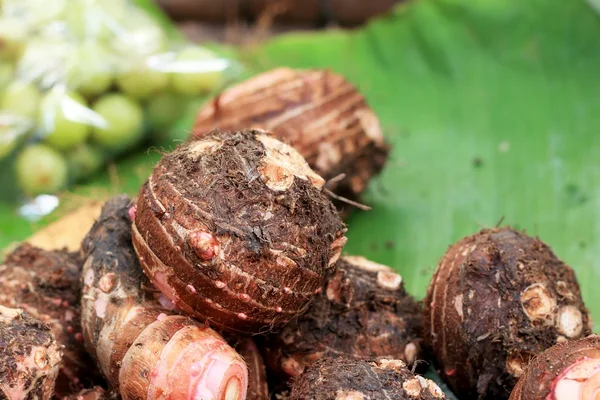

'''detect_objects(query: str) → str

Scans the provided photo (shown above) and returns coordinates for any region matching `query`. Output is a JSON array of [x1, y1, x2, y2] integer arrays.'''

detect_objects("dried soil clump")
[[81, 196, 248, 400], [509, 335, 600, 400], [263, 255, 424, 380], [288, 357, 446, 400], [133, 129, 347, 333], [0, 306, 62, 400], [192, 68, 389, 205], [424, 227, 592, 399], [1, 244, 100, 396]]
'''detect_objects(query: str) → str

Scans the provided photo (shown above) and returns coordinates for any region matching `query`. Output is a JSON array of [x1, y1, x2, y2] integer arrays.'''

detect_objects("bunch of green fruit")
[[0, 0, 231, 197]]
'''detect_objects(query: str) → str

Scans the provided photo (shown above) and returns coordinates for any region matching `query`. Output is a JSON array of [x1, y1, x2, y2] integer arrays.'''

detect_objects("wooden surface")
[[25, 202, 103, 252]]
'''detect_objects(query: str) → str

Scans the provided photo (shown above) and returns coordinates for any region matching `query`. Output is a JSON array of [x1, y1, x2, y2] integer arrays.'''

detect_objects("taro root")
[[263, 255, 424, 380], [192, 68, 389, 205], [424, 227, 592, 399], [0, 306, 62, 400], [234, 339, 269, 400], [288, 357, 446, 400], [509, 335, 600, 400], [0, 244, 101, 396], [81, 195, 248, 400], [62, 387, 117, 400], [132, 129, 347, 333]]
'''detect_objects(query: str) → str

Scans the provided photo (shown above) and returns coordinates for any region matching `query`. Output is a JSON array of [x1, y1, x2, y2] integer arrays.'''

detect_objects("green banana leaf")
[[1, 0, 599, 396]]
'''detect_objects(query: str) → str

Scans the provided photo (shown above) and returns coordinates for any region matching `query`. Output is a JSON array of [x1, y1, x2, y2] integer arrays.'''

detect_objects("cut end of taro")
[[509, 334, 600, 400]]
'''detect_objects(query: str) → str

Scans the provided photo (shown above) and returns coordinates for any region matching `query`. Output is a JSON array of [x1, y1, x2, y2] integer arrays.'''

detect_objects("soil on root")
[[424, 227, 592, 400]]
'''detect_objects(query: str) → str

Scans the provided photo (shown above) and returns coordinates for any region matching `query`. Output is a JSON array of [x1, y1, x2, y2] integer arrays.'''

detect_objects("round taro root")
[[0, 306, 62, 400], [192, 68, 389, 204], [288, 357, 446, 400], [424, 227, 592, 399], [263, 255, 424, 380], [132, 129, 347, 333], [509, 335, 600, 400]]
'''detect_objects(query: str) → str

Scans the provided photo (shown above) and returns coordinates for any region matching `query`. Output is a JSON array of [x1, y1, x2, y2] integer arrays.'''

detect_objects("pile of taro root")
[[1, 69, 598, 400]]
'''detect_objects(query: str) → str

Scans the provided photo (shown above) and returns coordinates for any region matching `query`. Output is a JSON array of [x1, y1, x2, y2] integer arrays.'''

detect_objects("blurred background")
[[1, 0, 599, 341]]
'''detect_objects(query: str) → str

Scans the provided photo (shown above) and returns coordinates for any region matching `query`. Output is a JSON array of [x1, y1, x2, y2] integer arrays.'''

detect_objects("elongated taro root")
[[0, 244, 100, 396], [289, 357, 446, 400], [509, 335, 600, 400], [424, 227, 592, 399], [263, 255, 424, 380], [192, 68, 389, 203], [0, 306, 62, 400], [132, 129, 347, 333], [234, 339, 269, 400], [81, 195, 248, 400]]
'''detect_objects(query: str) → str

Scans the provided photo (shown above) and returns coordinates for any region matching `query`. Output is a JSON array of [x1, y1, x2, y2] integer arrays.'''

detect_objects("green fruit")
[[69, 43, 114, 97], [15, 144, 68, 195], [67, 143, 104, 181], [117, 66, 168, 100], [1, 82, 41, 119], [0, 18, 27, 61], [0, 125, 20, 159], [110, 11, 166, 57], [0, 62, 14, 91], [62, 0, 125, 42], [146, 92, 186, 132], [5, 0, 66, 27], [91, 93, 144, 150], [170, 47, 225, 96], [40, 91, 91, 151]]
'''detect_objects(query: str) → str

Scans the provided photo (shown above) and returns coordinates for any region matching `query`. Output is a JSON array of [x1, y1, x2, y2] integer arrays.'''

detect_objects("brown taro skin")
[[62, 387, 118, 400], [509, 335, 600, 400], [288, 357, 446, 400], [132, 129, 347, 334], [192, 68, 389, 204], [0, 244, 101, 396], [234, 338, 270, 400], [0, 306, 62, 400], [263, 255, 424, 380], [424, 227, 592, 400], [81, 196, 248, 400]]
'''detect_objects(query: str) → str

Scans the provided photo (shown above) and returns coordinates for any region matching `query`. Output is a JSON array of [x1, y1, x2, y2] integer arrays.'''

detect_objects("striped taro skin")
[[424, 227, 591, 400], [133, 129, 347, 334], [192, 68, 389, 202], [81, 196, 248, 400]]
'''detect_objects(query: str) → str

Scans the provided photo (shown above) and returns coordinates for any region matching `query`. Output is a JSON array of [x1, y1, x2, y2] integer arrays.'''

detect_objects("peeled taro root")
[[192, 68, 389, 204], [0, 244, 101, 396], [424, 227, 592, 399], [509, 335, 600, 400], [263, 255, 424, 380], [288, 357, 446, 400], [0, 306, 62, 400], [132, 129, 347, 333]]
